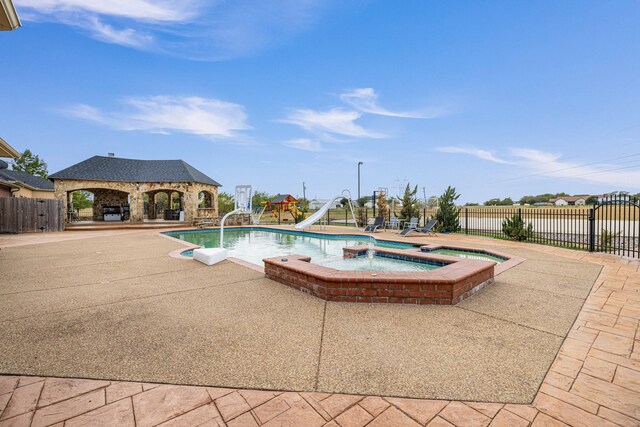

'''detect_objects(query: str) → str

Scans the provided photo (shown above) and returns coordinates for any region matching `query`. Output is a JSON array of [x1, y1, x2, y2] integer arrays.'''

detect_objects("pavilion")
[[49, 155, 220, 223]]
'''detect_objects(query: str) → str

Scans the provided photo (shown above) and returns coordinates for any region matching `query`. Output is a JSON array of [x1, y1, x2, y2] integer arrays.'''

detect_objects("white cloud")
[[340, 88, 443, 119], [437, 145, 640, 188], [60, 95, 250, 138], [281, 108, 386, 139], [509, 148, 640, 187], [282, 139, 323, 152], [17, 0, 330, 60], [19, 0, 197, 22], [435, 146, 511, 164]]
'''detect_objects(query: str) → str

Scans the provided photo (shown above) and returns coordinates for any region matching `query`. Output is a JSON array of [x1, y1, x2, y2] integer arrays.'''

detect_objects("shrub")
[[399, 183, 421, 221], [502, 214, 533, 241], [600, 228, 620, 252], [436, 186, 460, 232]]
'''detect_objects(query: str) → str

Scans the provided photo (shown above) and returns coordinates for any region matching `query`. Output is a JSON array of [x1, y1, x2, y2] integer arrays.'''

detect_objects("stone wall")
[[53, 179, 218, 223], [92, 189, 129, 221]]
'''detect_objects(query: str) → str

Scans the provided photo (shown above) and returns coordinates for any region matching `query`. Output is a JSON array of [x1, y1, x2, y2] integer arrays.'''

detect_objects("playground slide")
[[295, 195, 344, 229]]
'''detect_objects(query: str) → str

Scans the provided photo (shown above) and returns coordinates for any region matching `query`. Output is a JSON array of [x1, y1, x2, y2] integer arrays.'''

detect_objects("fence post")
[[588, 207, 595, 252], [465, 208, 468, 234], [345, 208, 347, 226]]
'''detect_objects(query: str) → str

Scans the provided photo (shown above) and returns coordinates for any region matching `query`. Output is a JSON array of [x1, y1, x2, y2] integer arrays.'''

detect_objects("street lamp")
[[357, 162, 363, 200]]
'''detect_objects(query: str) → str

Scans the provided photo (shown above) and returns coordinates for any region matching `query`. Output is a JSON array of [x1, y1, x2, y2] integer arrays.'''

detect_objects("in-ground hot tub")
[[263, 245, 496, 305]]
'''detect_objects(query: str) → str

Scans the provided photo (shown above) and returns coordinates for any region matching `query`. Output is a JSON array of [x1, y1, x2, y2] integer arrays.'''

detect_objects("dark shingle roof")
[[49, 156, 221, 186], [0, 169, 54, 190]]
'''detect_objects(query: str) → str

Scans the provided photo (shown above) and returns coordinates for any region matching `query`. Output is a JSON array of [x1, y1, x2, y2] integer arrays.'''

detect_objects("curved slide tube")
[[295, 195, 357, 230]]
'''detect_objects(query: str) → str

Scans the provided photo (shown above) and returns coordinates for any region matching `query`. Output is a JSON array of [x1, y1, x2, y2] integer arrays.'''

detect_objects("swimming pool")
[[317, 254, 439, 272], [165, 227, 418, 267], [423, 248, 507, 263]]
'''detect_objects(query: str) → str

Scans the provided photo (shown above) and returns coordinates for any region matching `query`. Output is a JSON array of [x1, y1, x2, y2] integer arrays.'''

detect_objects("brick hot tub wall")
[[263, 246, 496, 305]]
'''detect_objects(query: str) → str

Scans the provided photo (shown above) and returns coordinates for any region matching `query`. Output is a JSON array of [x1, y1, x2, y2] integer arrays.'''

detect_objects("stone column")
[[183, 190, 199, 224], [147, 192, 156, 220], [129, 186, 144, 222]]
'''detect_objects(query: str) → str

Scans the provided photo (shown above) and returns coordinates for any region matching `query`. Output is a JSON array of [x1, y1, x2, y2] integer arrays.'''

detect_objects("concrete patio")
[[0, 227, 639, 426]]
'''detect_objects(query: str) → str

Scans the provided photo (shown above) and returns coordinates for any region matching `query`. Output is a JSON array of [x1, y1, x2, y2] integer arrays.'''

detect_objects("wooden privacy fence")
[[0, 197, 65, 233]]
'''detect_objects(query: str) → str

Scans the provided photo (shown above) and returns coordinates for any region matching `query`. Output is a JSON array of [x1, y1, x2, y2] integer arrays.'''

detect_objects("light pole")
[[357, 162, 363, 200]]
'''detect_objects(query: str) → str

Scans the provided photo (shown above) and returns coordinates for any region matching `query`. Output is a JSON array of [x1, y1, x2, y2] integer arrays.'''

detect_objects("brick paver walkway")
[[1, 232, 639, 426]]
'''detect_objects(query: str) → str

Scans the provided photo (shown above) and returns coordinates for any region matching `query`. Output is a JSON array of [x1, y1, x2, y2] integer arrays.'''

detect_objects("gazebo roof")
[[50, 156, 221, 186]]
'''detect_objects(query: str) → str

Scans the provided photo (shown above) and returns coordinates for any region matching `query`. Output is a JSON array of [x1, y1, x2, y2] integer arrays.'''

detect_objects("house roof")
[[49, 156, 221, 186], [0, 169, 54, 190], [0, 137, 20, 158], [272, 194, 298, 204], [0, 0, 21, 31], [550, 196, 588, 202]]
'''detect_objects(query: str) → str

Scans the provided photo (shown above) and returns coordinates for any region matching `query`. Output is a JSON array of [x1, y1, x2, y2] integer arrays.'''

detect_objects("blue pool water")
[[422, 248, 506, 263], [165, 227, 419, 269]]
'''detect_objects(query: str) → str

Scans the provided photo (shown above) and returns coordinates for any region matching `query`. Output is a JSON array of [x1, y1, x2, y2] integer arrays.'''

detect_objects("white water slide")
[[295, 191, 358, 230]]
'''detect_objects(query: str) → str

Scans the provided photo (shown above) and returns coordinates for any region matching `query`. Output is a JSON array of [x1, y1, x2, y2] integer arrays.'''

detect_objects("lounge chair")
[[402, 219, 438, 237], [364, 216, 384, 232], [386, 217, 400, 230], [398, 217, 418, 236]]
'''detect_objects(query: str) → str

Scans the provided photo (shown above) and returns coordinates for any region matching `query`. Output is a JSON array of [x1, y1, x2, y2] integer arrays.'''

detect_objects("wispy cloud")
[[435, 146, 511, 164], [60, 95, 250, 138], [280, 108, 386, 139], [437, 145, 640, 187], [340, 88, 444, 119], [18, 0, 331, 60], [282, 138, 323, 152], [509, 148, 640, 187]]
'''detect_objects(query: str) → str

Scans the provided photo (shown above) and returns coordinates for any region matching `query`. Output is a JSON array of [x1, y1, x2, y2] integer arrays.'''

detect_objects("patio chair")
[[417, 219, 438, 236], [364, 216, 384, 233], [386, 217, 400, 230], [398, 217, 418, 236]]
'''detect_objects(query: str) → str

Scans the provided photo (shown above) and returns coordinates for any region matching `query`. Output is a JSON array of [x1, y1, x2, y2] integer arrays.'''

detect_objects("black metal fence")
[[274, 196, 639, 258]]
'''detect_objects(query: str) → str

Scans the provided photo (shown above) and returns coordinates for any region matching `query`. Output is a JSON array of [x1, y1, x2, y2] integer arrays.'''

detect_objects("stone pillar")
[[184, 190, 199, 224], [147, 192, 156, 220], [129, 186, 144, 222]]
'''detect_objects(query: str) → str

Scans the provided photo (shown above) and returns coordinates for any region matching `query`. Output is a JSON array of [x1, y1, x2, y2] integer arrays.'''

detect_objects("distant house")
[[309, 199, 341, 210], [549, 196, 588, 206], [0, 138, 54, 198], [0, 163, 54, 198]]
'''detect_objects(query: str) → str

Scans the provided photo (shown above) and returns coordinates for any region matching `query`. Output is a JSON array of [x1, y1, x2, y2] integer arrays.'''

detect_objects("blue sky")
[[1, 0, 639, 203]]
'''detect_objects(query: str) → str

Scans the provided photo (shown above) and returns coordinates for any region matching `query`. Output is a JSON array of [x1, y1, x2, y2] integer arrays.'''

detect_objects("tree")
[[586, 195, 598, 205], [376, 191, 388, 218], [399, 183, 421, 221], [11, 149, 48, 178], [425, 196, 439, 209], [252, 191, 274, 208], [464, 202, 479, 206], [71, 191, 93, 210], [356, 197, 369, 208], [218, 192, 235, 215], [339, 197, 349, 208], [297, 197, 310, 213], [436, 186, 460, 232], [502, 214, 533, 241]]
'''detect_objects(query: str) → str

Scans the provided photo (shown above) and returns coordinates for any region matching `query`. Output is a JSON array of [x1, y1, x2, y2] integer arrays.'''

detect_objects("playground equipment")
[[193, 185, 252, 266], [263, 194, 302, 223], [295, 190, 358, 230]]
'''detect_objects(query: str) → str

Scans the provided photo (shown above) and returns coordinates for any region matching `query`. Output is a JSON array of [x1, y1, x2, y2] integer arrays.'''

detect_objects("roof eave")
[[0, 0, 21, 31], [0, 137, 20, 158]]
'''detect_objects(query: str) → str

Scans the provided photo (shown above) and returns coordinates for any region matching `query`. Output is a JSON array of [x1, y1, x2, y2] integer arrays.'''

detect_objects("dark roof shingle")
[[49, 156, 221, 186], [0, 169, 54, 190]]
